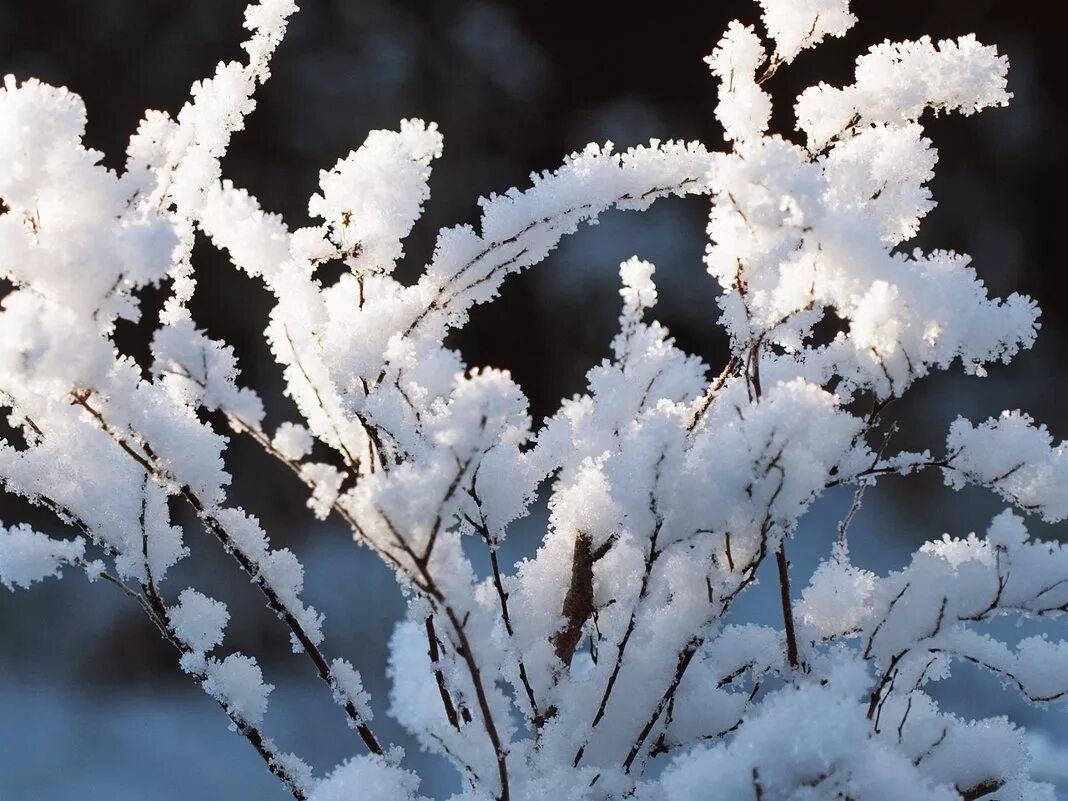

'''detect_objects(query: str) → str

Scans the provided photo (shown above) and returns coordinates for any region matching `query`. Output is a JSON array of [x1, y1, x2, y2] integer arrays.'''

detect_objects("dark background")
[[2, 1, 1066, 798]]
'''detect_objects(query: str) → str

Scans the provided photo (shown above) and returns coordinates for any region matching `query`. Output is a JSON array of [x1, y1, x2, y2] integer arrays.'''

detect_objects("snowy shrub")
[[1, 1, 1064, 799]]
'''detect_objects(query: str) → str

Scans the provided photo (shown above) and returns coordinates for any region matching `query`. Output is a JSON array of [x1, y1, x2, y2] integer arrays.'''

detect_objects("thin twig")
[[776, 543, 800, 669], [426, 615, 462, 731]]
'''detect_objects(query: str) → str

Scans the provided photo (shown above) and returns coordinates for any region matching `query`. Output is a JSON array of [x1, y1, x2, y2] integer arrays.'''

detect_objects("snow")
[[0, 524, 85, 590], [309, 119, 443, 274], [757, 0, 856, 64], [273, 422, 313, 461], [169, 589, 230, 653], [309, 755, 425, 801], [201, 653, 273, 728], [705, 22, 771, 143], [2, 0, 1066, 797]]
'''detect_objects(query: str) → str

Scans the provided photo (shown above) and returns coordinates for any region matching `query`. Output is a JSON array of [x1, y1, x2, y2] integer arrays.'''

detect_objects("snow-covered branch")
[[2, 0, 1065, 799]]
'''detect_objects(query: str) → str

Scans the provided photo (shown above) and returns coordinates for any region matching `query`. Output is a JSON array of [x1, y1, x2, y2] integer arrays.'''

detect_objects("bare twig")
[[775, 543, 800, 669], [426, 614, 462, 731]]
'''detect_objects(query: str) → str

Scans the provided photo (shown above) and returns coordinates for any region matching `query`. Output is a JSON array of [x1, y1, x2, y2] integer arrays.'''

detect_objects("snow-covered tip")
[[796, 35, 1011, 150], [242, 0, 300, 80], [705, 22, 772, 143], [0, 76, 87, 211], [619, 256, 658, 316], [757, 0, 856, 64], [152, 320, 265, 427], [946, 411, 1068, 522], [309, 120, 443, 274], [0, 524, 85, 590]]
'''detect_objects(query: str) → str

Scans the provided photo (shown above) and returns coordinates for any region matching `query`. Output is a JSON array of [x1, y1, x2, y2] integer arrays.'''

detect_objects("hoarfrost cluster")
[[1, 0, 1065, 799]]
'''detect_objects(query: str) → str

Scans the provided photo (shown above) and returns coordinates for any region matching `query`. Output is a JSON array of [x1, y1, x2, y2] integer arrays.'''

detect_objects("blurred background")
[[2, 0, 1067, 798]]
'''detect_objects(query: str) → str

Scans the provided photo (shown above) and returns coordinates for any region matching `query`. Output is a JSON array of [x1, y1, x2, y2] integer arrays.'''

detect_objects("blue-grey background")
[[2, 0, 1067, 798]]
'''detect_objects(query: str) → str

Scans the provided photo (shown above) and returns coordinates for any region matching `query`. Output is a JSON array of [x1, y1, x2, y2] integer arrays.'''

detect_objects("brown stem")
[[426, 615, 462, 731], [552, 531, 596, 668], [573, 519, 662, 768], [743, 340, 799, 670], [826, 457, 955, 488], [776, 542, 800, 669], [572, 453, 668, 768], [746, 339, 764, 401]]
